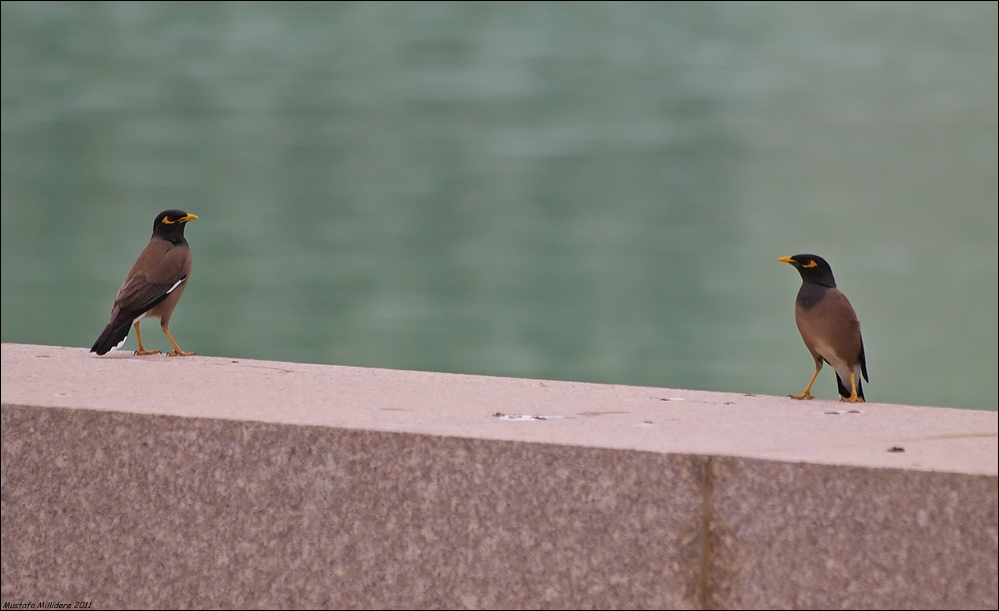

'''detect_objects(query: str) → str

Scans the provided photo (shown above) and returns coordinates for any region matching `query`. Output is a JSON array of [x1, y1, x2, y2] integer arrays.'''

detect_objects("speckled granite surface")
[[709, 458, 997, 609], [2, 343, 997, 609], [2, 405, 704, 609]]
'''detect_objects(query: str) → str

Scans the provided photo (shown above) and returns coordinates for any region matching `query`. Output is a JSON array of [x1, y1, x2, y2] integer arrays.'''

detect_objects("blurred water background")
[[2, 2, 996, 410]]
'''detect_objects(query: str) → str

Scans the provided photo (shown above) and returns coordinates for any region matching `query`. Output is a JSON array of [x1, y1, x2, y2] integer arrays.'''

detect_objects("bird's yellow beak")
[[179, 213, 198, 223], [777, 256, 795, 265]]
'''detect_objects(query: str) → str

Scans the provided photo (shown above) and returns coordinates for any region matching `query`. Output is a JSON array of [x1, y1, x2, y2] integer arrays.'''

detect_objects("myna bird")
[[91, 210, 198, 356], [778, 254, 868, 402]]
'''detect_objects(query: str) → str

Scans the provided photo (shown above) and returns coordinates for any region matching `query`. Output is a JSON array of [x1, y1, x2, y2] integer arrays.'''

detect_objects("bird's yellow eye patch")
[[161, 217, 177, 224], [803, 260, 818, 268]]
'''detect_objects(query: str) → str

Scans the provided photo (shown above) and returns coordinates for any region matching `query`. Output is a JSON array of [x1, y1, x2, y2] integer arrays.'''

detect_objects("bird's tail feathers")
[[835, 367, 865, 401], [91, 323, 130, 355]]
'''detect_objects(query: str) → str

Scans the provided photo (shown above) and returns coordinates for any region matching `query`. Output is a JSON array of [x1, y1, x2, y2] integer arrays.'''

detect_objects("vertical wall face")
[[708, 458, 999, 609], [1, 405, 707, 609], [3, 403, 998, 610]]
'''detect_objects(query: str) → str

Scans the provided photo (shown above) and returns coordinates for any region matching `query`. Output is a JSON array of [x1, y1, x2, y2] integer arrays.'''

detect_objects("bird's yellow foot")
[[167, 349, 196, 357], [135, 349, 162, 356], [789, 392, 814, 400], [840, 396, 865, 403]]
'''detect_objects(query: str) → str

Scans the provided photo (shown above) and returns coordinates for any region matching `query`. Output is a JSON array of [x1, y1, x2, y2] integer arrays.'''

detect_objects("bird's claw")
[[167, 350, 196, 357], [789, 393, 814, 400], [134, 349, 162, 356]]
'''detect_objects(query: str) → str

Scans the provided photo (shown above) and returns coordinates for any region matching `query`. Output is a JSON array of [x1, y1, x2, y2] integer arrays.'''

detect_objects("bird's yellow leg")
[[840, 371, 865, 403], [133, 322, 162, 355], [790, 368, 820, 400], [163, 327, 195, 357]]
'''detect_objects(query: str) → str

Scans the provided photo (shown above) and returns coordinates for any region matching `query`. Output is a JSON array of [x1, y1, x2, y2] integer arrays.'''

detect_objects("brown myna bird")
[[91, 210, 198, 356], [779, 254, 868, 402]]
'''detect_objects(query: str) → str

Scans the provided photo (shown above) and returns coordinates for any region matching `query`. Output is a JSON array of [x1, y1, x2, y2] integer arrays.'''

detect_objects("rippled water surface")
[[2, 2, 996, 410]]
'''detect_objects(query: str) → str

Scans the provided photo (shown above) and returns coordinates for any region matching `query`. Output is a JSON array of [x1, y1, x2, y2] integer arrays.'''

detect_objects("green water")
[[2, 3, 996, 410]]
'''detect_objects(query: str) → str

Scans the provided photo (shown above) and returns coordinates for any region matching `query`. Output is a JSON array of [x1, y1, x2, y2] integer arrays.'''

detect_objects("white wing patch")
[[166, 277, 186, 294]]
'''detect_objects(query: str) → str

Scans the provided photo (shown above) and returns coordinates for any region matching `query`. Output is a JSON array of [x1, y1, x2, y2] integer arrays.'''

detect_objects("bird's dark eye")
[[161, 217, 176, 225], [803, 260, 818, 268]]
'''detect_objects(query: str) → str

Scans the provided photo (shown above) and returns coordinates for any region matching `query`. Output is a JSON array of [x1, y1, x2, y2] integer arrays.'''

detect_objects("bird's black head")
[[778, 254, 837, 287], [152, 209, 198, 243]]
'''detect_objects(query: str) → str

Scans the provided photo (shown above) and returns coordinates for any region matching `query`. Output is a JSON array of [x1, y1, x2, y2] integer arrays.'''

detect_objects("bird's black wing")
[[90, 274, 186, 354], [859, 339, 869, 382]]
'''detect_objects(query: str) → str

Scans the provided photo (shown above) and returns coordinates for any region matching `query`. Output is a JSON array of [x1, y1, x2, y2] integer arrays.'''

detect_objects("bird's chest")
[[794, 307, 849, 367]]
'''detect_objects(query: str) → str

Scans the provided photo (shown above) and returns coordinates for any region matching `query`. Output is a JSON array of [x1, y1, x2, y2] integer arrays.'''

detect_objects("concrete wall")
[[2, 343, 996, 609]]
